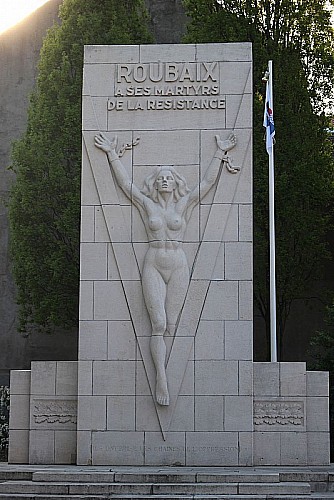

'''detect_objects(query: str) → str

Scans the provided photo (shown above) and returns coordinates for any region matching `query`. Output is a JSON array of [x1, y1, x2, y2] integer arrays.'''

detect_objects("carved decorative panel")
[[254, 400, 304, 427], [32, 399, 77, 425]]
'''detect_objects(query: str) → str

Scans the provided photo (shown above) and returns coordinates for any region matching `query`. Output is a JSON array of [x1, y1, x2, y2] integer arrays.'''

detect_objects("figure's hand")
[[94, 132, 117, 153], [215, 133, 237, 153]]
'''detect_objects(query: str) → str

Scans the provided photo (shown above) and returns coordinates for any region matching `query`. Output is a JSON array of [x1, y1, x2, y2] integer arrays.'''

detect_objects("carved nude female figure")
[[95, 132, 237, 406]]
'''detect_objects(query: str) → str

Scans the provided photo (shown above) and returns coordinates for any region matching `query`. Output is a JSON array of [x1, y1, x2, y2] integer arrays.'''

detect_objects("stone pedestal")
[[8, 43, 330, 466]]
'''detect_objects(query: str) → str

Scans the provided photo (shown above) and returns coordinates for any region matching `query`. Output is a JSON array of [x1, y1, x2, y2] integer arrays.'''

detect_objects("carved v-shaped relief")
[[83, 127, 251, 438]]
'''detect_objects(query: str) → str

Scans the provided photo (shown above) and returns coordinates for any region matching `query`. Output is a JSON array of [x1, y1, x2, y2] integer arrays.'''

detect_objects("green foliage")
[[310, 304, 334, 372], [183, 0, 334, 357], [9, 0, 152, 333], [309, 304, 334, 458], [0, 386, 9, 462]]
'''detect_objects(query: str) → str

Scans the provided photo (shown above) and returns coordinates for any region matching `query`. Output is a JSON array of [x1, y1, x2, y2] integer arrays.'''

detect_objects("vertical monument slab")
[[78, 42, 253, 466]]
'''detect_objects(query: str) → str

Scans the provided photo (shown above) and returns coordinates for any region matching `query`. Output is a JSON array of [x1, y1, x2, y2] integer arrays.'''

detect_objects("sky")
[[0, 0, 332, 36], [0, 0, 51, 34]]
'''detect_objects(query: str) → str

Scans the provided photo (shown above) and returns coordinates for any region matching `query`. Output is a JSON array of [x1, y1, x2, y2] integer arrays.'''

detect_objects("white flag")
[[263, 78, 275, 153]]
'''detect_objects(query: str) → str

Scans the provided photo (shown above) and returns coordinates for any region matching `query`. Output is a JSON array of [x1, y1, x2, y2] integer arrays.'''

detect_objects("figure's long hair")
[[141, 166, 190, 202]]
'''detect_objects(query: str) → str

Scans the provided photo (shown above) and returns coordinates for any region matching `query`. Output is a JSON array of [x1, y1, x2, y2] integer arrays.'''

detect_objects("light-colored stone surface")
[[254, 362, 279, 396], [239, 204, 252, 241], [8, 430, 29, 464], [92, 431, 145, 465], [239, 361, 253, 396], [225, 320, 253, 360], [93, 361, 136, 395], [54, 430, 77, 464], [55, 361, 78, 396], [225, 242, 253, 281], [77, 396, 106, 431], [30, 362, 56, 396], [306, 396, 329, 432], [9, 370, 31, 395], [280, 362, 306, 396], [79, 281, 94, 321], [253, 431, 280, 466], [280, 431, 307, 465], [79, 321, 108, 361], [77, 361, 92, 396], [145, 432, 186, 465], [8, 368, 31, 466], [29, 430, 55, 464], [195, 360, 238, 395], [8, 395, 30, 429], [194, 396, 223, 431], [76, 430, 92, 466], [107, 396, 135, 431], [108, 321, 136, 360], [194, 320, 224, 360], [239, 280, 253, 320], [80, 242, 108, 280], [186, 431, 239, 465], [94, 281, 130, 320], [307, 431, 330, 465], [201, 281, 239, 320], [224, 396, 253, 431], [307, 370, 329, 397], [238, 431, 253, 466]]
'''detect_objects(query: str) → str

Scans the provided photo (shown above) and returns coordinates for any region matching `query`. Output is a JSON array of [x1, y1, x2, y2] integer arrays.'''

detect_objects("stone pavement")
[[1, 463, 334, 498]]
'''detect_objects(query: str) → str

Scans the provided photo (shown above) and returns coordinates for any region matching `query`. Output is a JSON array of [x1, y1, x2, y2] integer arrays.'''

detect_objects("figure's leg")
[[165, 263, 189, 336], [142, 264, 166, 335], [150, 336, 169, 405], [142, 265, 169, 406]]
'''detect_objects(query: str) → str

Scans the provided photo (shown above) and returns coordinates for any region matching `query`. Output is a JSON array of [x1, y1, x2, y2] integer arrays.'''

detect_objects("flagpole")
[[268, 60, 277, 362]]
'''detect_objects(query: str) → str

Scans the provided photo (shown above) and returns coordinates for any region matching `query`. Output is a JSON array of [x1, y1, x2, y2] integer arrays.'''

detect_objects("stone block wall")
[[8, 361, 330, 465], [253, 363, 330, 465], [9, 361, 77, 464], [8, 370, 31, 464]]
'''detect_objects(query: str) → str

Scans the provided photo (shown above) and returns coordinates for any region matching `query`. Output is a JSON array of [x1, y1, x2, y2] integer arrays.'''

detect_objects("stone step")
[[153, 482, 311, 496], [196, 473, 280, 483], [1, 494, 334, 500], [0, 480, 311, 496], [31, 471, 281, 484], [0, 471, 32, 481], [238, 482, 311, 495]]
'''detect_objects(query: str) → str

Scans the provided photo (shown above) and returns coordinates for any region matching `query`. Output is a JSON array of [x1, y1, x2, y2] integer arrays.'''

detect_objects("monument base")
[[8, 360, 329, 466]]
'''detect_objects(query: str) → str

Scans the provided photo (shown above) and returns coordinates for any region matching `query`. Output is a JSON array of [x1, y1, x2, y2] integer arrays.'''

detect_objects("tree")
[[309, 302, 334, 457], [183, 0, 334, 358], [8, 0, 152, 334]]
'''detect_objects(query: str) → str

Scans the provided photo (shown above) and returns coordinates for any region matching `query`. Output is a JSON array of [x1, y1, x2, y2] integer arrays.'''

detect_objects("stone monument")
[[8, 43, 330, 466]]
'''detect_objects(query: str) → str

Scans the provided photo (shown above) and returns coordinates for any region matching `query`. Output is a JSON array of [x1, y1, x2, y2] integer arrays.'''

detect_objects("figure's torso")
[[142, 198, 188, 243]]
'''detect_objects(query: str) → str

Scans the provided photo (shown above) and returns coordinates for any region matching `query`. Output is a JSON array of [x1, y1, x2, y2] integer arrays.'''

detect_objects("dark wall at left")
[[0, 0, 79, 371]]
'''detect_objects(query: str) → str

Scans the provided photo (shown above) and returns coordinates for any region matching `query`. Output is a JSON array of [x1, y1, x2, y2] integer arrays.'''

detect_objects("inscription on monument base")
[[102, 444, 238, 454]]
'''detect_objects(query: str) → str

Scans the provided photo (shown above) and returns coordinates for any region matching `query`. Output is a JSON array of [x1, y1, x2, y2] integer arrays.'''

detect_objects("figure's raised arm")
[[94, 133, 144, 207], [187, 133, 237, 210]]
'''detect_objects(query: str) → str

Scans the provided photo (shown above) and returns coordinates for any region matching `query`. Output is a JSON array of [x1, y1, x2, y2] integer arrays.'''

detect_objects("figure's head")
[[141, 166, 190, 202], [155, 169, 176, 193]]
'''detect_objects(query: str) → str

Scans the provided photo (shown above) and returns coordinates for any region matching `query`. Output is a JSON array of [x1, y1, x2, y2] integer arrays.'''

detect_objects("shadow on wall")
[[145, 0, 188, 43]]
